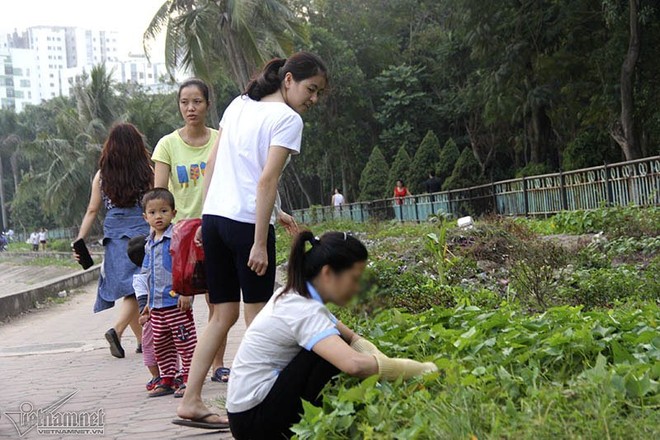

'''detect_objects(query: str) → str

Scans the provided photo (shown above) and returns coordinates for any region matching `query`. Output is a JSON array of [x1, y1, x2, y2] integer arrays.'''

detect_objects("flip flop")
[[171, 413, 229, 430], [173, 384, 186, 398], [104, 328, 125, 358], [211, 367, 230, 383]]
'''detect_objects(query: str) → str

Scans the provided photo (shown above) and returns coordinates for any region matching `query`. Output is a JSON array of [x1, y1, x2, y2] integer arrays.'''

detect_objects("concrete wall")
[[0, 265, 100, 321]]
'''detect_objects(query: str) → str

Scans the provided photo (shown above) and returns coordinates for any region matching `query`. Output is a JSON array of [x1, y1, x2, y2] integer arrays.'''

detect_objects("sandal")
[[146, 376, 161, 391], [148, 383, 174, 397], [171, 413, 229, 430], [104, 328, 125, 358], [173, 384, 186, 398], [211, 367, 230, 383]]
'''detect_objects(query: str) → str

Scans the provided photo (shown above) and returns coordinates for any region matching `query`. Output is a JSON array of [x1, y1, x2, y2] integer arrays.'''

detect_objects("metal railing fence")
[[293, 156, 660, 223]]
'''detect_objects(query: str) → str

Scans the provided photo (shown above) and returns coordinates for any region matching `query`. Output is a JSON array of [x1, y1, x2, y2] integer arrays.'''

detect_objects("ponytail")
[[244, 51, 328, 101], [245, 58, 287, 101], [283, 230, 368, 299]]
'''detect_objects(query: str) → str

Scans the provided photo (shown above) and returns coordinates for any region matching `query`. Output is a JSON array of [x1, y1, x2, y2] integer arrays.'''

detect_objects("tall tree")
[[359, 147, 390, 201], [409, 130, 441, 193], [388, 146, 412, 192], [610, 0, 642, 160]]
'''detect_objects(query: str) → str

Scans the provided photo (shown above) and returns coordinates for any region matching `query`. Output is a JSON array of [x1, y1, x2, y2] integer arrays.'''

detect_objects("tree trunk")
[[529, 104, 556, 166], [611, 0, 642, 161], [10, 150, 19, 193], [0, 153, 7, 230], [288, 162, 313, 208], [341, 159, 349, 204], [208, 85, 220, 129]]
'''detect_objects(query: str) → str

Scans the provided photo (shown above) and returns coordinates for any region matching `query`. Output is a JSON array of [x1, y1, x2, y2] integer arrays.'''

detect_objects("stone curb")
[[0, 264, 101, 321]]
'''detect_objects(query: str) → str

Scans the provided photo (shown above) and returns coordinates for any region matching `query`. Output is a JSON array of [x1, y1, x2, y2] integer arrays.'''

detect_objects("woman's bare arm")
[[76, 171, 103, 241]]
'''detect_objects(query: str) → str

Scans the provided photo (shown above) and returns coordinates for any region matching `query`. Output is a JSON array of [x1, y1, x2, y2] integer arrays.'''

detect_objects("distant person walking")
[[152, 78, 225, 380], [29, 231, 39, 252], [174, 52, 327, 430], [39, 228, 48, 251], [393, 179, 412, 205], [424, 171, 442, 194], [74, 123, 153, 359], [332, 188, 345, 207]]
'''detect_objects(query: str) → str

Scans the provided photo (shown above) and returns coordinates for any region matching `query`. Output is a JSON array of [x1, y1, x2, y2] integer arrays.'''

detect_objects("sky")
[[0, 0, 166, 59]]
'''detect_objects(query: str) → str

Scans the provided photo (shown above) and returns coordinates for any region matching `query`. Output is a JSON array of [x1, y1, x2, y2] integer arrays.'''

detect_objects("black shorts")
[[202, 215, 276, 304]]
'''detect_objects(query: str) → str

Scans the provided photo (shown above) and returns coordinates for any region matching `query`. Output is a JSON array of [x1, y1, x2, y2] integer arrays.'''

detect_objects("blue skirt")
[[94, 207, 149, 313]]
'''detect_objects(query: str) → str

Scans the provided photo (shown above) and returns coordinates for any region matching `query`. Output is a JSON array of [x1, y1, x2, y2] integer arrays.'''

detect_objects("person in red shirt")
[[393, 179, 412, 205]]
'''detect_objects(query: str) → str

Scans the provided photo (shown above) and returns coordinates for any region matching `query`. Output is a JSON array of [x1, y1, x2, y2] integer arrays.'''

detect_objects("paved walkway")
[[0, 282, 245, 439]]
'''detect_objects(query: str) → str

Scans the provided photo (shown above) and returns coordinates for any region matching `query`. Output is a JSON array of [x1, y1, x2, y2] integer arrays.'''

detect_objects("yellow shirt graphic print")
[[152, 128, 218, 221]]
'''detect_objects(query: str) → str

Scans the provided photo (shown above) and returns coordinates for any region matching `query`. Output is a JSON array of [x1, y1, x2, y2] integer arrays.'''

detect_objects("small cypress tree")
[[359, 146, 390, 201], [442, 147, 483, 190], [436, 138, 460, 184], [388, 146, 412, 190], [409, 130, 441, 193]]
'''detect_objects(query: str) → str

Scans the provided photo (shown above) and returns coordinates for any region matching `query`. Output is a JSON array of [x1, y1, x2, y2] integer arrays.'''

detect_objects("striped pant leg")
[[169, 309, 198, 381], [141, 320, 157, 368], [150, 308, 178, 383]]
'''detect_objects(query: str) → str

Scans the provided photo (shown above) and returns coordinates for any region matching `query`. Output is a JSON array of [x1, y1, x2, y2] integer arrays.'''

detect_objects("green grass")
[[282, 209, 659, 439], [8, 256, 79, 269]]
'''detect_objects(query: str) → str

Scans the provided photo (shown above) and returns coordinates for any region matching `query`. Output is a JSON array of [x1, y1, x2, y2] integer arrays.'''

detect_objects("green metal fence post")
[[448, 190, 453, 217], [414, 195, 420, 223], [560, 170, 568, 211], [604, 162, 613, 206], [522, 177, 529, 216]]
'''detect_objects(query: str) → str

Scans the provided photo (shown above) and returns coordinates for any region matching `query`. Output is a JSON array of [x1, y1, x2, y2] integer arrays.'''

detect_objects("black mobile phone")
[[72, 238, 94, 270]]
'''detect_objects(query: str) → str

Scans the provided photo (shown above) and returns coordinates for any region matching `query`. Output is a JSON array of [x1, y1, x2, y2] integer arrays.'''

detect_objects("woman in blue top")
[[227, 230, 437, 439], [75, 123, 153, 359]]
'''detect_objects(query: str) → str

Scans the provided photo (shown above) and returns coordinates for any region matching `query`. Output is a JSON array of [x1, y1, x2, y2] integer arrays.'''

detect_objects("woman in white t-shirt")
[[175, 52, 328, 430], [332, 188, 345, 207], [225, 231, 438, 439]]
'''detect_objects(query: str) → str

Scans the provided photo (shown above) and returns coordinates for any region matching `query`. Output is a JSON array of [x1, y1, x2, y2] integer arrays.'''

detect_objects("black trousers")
[[228, 349, 340, 440]]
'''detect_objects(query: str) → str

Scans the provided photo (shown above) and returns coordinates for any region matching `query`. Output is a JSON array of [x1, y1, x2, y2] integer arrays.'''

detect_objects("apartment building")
[[1, 26, 173, 112]]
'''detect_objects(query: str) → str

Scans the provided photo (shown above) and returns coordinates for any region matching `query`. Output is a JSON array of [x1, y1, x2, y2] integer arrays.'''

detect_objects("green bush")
[[409, 130, 441, 193], [551, 206, 660, 237], [49, 239, 73, 252], [436, 137, 460, 184], [509, 240, 567, 310], [359, 146, 390, 201], [442, 147, 483, 191], [387, 146, 412, 191], [558, 260, 660, 308]]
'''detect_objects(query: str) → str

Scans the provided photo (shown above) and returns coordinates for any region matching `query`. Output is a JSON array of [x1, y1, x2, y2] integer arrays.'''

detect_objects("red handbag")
[[170, 218, 207, 296]]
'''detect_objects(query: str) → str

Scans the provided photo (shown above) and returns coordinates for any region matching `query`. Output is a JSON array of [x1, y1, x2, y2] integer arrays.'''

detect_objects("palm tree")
[[18, 65, 113, 226], [143, 0, 306, 126], [0, 110, 23, 230]]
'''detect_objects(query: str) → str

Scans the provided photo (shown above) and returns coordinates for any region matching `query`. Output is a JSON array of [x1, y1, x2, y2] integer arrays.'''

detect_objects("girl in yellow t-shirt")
[[152, 78, 224, 388]]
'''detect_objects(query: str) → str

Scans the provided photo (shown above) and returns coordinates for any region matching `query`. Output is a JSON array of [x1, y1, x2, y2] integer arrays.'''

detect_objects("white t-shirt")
[[203, 95, 303, 224], [333, 194, 345, 206], [39, 231, 47, 241], [226, 284, 340, 413]]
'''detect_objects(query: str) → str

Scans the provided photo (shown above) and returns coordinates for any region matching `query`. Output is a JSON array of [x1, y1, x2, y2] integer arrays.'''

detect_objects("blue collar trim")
[[307, 282, 323, 304]]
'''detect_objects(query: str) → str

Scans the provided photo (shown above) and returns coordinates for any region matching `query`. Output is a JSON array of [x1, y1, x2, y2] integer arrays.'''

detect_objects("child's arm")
[[133, 242, 151, 316], [178, 295, 192, 312]]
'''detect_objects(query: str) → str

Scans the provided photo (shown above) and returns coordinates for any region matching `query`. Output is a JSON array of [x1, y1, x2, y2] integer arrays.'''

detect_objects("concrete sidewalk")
[[0, 282, 244, 440]]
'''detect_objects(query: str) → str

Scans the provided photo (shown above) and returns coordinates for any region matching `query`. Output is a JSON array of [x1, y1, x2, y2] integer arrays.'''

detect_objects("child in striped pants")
[[134, 188, 197, 398]]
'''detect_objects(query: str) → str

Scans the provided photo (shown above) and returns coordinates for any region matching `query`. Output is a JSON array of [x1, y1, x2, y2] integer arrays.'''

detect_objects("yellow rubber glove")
[[375, 355, 438, 380], [350, 337, 385, 356]]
